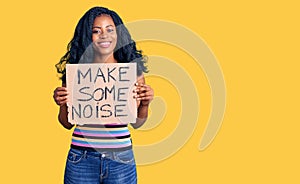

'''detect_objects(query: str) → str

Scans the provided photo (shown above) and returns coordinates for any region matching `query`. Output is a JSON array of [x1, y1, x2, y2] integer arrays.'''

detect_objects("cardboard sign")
[[66, 63, 137, 125]]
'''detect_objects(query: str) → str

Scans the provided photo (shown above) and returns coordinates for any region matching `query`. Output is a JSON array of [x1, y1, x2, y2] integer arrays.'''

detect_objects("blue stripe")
[[72, 139, 131, 145]]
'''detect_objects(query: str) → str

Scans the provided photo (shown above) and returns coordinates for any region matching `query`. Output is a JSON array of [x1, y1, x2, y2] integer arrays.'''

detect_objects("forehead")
[[93, 14, 115, 27]]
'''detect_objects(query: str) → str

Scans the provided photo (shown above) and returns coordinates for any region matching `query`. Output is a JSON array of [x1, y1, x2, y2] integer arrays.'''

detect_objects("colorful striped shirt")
[[71, 124, 132, 151]]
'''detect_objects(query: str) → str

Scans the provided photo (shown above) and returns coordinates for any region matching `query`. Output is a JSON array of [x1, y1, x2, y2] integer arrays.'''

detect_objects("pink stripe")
[[71, 142, 131, 148], [73, 131, 129, 137]]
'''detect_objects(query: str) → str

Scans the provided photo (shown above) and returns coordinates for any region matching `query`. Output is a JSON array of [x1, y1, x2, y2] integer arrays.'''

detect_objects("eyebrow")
[[92, 25, 114, 29]]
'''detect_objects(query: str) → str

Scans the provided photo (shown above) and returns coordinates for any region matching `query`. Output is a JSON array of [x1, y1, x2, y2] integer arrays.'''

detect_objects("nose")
[[99, 31, 108, 39]]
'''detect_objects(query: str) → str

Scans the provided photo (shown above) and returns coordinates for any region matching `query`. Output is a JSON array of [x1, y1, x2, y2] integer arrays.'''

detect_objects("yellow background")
[[1, 0, 299, 183]]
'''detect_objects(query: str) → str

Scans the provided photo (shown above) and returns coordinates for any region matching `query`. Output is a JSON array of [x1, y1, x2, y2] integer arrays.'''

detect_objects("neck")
[[93, 53, 117, 63]]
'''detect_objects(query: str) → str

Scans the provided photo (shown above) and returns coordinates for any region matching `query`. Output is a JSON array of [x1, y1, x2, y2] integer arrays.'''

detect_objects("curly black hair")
[[55, 6, 148, 83]]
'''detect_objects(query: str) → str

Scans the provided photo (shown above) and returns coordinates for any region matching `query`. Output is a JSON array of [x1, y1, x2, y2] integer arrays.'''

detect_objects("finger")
[[59, 99, 68, 106], [56, 90, 69, 96], [136, 85, 151, 93], [57, 101, 67, 106], [57, 95, 69, 101], [54, 87, 67, 92], [56, 98, 68, 106], [135, 91, 154, 99], [136, 91, 148, 97], [135, 83, 145, 87], [56, 91, 68, 96], [132, 86, 138, 93], [55, 95, 68, 104], [136, 96, 153, 101]]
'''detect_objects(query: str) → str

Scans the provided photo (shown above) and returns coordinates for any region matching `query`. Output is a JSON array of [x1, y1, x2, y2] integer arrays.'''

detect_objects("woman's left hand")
[[134, 83, 154, 106]]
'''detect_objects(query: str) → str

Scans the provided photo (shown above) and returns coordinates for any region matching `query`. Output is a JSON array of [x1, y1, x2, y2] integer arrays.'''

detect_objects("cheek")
[[112, 34, 117, 44], [92, 34, 98, 42], [110, 32, 117, 40]]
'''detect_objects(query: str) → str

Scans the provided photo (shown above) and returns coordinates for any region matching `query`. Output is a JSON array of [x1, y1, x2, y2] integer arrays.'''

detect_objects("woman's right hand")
[[53, 87, 69, 106]]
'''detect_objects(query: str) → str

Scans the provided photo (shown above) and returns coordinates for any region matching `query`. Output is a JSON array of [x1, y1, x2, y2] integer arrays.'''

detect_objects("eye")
[[92, 30, 101, 34], [107, 28, 114, 33]]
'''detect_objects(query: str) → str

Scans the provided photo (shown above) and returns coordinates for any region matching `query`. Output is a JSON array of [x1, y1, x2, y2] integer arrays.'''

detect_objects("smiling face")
[[92, 14, 117, 62]]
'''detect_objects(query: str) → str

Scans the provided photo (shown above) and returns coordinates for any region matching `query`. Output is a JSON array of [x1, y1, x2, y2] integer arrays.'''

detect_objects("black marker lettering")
[[107, 67, 116, 82], [83, 104, 93, 118], [94, 67, 106, 83], [77, 68, 92, 84], [93, 88, 104, 101], [114, 104, 127, 117], [77, 86, 93, 101], [105, 85, 116, 101], [119, 67, 130, 82], [72, 104, 81, 120], [117, 87, 128, 102], [100, 104, 112, 118]]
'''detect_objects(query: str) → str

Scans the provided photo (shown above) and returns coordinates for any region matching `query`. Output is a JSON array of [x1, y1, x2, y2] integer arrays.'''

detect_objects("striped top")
[[71, 124, 132, 151]]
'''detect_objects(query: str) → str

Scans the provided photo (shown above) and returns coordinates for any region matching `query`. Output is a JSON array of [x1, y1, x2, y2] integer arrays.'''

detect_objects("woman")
[[53, 6, 154, 184]]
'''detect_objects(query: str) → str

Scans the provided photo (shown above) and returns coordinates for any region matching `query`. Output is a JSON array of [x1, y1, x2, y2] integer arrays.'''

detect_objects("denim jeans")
[[64, 148, 137, 184]]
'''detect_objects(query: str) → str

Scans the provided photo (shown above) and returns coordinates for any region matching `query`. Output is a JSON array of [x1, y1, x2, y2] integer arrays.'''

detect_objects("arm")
[[53, 83, 74, 130], [131, 75, 154, 129]]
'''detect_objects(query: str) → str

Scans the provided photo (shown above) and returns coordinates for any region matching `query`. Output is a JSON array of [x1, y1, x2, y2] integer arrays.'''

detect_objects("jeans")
[[64, 148, 137, 184]]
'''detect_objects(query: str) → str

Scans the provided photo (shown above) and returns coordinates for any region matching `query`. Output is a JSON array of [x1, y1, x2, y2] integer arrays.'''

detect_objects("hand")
[[53, 87, 69, 106], [134, 83, 154, 106]]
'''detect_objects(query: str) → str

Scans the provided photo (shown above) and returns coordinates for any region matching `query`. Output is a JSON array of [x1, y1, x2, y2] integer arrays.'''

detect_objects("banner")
[[66, 63, 137, 125]]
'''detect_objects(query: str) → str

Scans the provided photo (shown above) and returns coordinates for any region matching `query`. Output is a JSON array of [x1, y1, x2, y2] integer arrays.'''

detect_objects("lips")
[[97, 41, 111, 48]]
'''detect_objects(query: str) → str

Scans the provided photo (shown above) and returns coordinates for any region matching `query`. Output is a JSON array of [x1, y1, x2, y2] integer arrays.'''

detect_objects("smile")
[[97, 41, 112, 48]]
